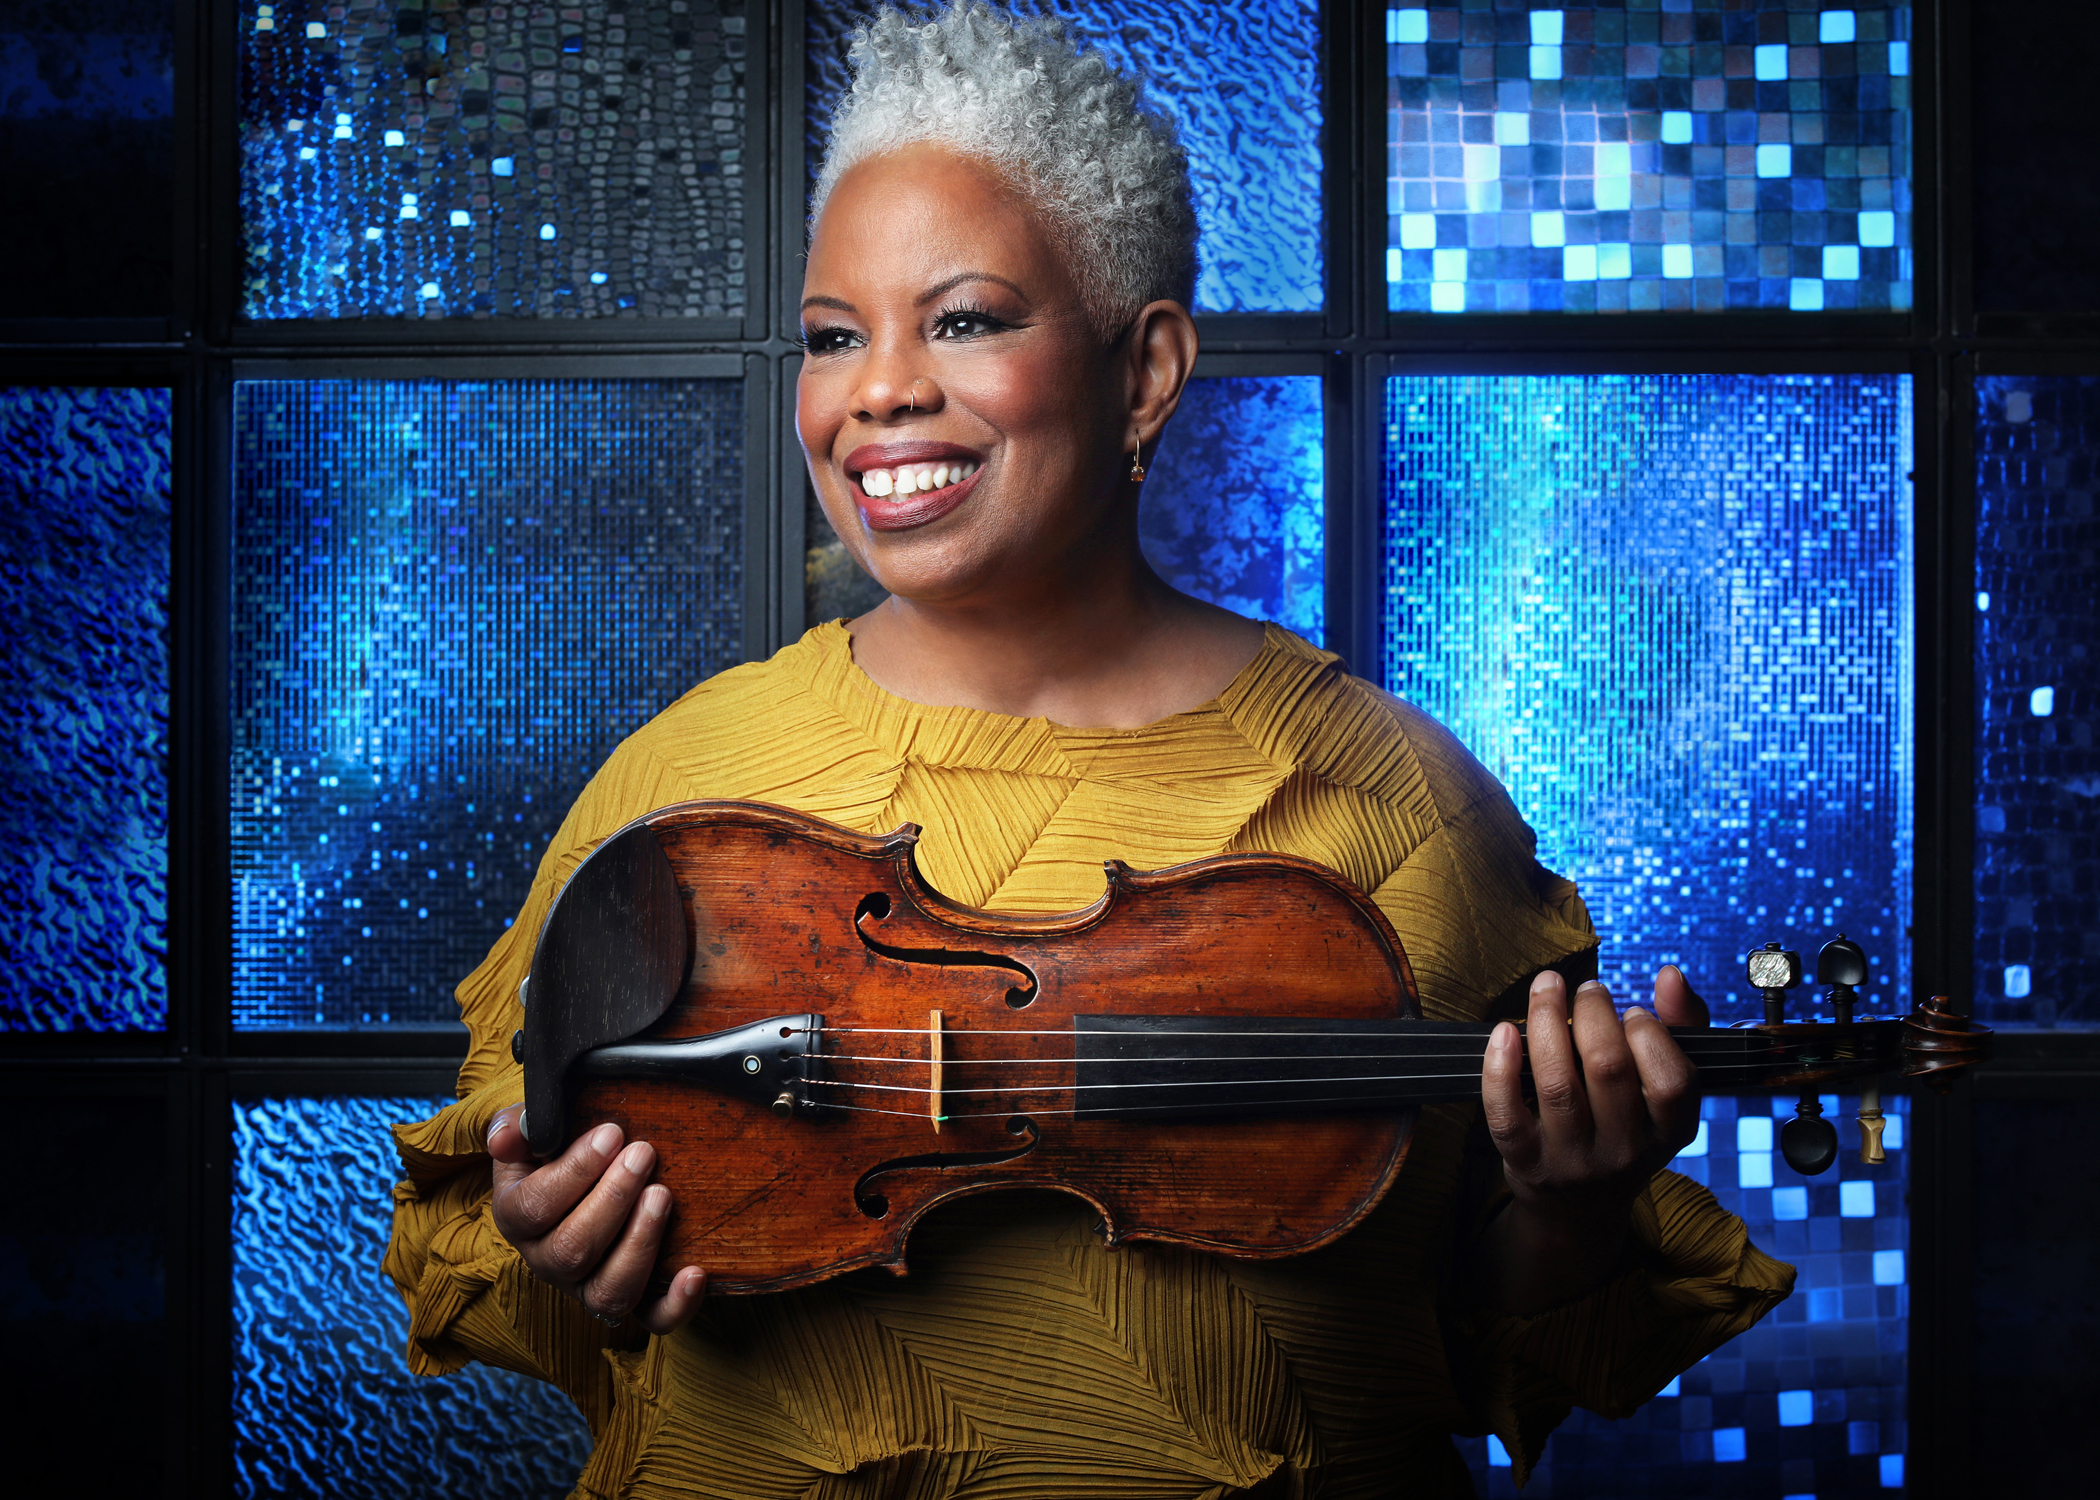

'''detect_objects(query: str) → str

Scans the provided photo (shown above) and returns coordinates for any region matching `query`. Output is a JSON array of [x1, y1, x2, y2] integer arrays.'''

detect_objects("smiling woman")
[[384, 7, 1792, 1497]]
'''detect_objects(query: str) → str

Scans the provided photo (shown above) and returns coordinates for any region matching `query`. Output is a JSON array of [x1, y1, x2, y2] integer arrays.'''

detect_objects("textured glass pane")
[[1385, 3, 1912, 314], [0, 1093, 167, 1491], [0, 0, 174, 316], [231, 380, 744, 1029], [1141, 375, 1323, 642], [1974, 375, 2098, 1024], [233, 1097, 590, 1498], [805, 0, 1322, 314], [239, 1, 748, 320], [0, 388, 170, 1032], [1461, 1093, 1910, 1496], [1385, 375, 1913, 1019]]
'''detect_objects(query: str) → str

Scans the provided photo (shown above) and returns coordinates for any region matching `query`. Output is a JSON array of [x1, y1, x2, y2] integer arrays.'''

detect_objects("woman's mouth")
[[845, 446, 987, 532], [857, 458, 980, 498]]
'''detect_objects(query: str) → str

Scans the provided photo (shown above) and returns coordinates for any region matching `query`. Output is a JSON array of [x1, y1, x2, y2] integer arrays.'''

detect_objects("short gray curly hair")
[[809, 3, 1198, 337]]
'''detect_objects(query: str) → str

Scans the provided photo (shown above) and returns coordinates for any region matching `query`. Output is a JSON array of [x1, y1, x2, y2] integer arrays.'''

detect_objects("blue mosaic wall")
[[0, 388, 170, 1032], [231, 379, 743, 1029], [0, 0, 175, 316], [1386, 3, 1912, 314], [805, 0, 1323, 314], [1974, 375, 2099, 1024], [1385, 374, 1914, 1019], [239, 1, 748, 320], [1140, 375, 1325, 643], [1462, 1092, 1911, 1498], [233, 1096, 591, 1499]]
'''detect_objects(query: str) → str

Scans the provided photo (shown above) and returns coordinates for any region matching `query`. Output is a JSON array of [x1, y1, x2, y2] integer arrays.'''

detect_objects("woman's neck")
[[844, 550, 1266, 730]]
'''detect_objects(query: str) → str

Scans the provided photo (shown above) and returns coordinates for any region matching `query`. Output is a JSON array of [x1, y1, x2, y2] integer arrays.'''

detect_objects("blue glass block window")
[[1385, 3, 1912, 313], [233, 1097, 591, 1498], [0, 388, 170, 1032], [806, 0, 1322, 314], [231, 380, 744, 1030], [1460, 1092, 1910, 1496], [1974, 376, 2099, 1024], [239, 2, 748, 320], [1140, 375, 1324, 643], [1385, 375, 1913, 1018]]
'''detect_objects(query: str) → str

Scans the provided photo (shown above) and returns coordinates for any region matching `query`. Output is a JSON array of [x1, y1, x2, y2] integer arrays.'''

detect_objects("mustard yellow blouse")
[[386, 623, 1792, 1498]]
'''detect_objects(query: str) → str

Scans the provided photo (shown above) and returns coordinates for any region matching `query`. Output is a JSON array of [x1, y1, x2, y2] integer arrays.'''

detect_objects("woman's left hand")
[[1475, 966, 1708, 1315]]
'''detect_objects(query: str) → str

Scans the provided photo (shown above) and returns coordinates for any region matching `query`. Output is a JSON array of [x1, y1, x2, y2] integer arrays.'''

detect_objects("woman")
[[386, 7, 1790, 1495]]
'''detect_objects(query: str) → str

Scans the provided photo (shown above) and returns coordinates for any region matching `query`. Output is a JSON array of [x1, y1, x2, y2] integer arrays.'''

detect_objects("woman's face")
[[797, 143, 1135, 610]]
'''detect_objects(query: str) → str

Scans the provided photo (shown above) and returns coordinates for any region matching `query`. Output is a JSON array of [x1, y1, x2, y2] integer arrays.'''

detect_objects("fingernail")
[[590, 1123, 621, 1156], [644, 1186, 668, 1221], [621, 1141, 652, 1176]]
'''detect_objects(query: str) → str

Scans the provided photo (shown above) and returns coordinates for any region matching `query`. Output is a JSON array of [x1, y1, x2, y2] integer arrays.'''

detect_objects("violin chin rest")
[[518, 821, 691, 1157]]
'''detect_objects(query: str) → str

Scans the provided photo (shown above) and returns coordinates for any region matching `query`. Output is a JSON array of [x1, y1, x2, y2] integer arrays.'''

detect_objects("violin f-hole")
[[852, 1118, 1042, 1220], [852, 891, 1041, 1008]]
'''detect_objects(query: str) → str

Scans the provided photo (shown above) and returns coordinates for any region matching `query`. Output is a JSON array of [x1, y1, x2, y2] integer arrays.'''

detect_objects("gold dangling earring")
[[1128, 442, 1147, 484]]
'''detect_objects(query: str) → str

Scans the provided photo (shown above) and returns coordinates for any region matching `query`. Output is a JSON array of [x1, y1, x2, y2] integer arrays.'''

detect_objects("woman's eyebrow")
[[916, 271, 1027, 305], [799, 294, 857, 314]]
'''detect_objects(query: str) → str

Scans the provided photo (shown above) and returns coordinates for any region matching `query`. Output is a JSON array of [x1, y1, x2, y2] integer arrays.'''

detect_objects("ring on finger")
[[590, 1307, 623, 1327]]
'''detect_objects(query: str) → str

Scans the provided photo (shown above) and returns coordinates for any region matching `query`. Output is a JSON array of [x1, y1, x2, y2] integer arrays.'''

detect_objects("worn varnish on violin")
[[515, 801, 1986, 1295]]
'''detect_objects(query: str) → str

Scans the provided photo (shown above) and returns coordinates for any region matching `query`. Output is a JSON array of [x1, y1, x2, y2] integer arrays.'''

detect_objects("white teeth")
[[858, 460, 978, 497]]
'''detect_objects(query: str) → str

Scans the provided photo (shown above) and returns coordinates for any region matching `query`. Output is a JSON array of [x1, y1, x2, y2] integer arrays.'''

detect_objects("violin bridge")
[[929, 1009, 944, 1134]]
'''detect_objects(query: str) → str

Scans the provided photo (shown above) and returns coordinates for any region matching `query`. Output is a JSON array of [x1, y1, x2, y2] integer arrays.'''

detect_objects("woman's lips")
[[855, 462, 983, 532]]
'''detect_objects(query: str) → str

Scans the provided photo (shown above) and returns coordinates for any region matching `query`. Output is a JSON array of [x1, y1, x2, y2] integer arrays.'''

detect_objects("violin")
[[514, 801, 1988, 1296]]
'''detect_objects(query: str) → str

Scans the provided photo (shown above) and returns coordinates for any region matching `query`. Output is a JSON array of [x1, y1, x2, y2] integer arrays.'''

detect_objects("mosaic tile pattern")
[[1462, 1092, 1911, 1497], [0, 0, 175, 316], [231, 379, 743, 1029], [0, 388, 170, 1032], [1385, 3, 1912, 314], [1140, 375, 1324, 643], [806, 0, 1322, 314], [1974, 375, 2099, 1024], [239, 1, 748, 320], [1385, 375, 1914, 1019], [233, 1096, 591, 1498]]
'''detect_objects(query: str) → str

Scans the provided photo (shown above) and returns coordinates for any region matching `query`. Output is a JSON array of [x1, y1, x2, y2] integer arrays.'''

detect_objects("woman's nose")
[[852, 360, 938, 421]]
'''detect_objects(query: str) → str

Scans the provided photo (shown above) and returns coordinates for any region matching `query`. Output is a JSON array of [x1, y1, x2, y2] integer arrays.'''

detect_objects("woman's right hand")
[[487, 1104, 706, 1335]]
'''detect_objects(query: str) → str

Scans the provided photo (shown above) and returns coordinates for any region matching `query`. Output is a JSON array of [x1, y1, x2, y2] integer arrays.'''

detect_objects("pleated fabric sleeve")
[[386, 623, 1793, 1497]]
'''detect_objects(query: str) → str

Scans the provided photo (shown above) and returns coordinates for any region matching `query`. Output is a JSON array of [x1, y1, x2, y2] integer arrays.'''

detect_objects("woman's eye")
[[934, 311, 1004, 340], [800, 325, 860, 354]]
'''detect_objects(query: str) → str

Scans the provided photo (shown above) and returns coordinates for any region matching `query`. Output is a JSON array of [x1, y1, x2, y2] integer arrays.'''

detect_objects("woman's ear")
[[1121, 299, 1199, 448]]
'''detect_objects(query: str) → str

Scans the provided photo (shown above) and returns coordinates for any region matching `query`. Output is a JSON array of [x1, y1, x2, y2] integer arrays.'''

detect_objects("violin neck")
[[1071, 1016, 1811, 1120]]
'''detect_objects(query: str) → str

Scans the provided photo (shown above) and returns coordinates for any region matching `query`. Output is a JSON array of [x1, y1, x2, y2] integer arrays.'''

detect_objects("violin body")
[[521, 801, 1423, 1295]]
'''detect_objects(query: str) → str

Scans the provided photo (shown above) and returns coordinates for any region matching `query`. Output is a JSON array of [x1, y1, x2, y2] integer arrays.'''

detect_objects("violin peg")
[[1818, 933, 1869, 1023], [1779, 1092, 1839, 1176], [1747, 941, 1803, 1025], [1857, 1086, 1886, 1166]]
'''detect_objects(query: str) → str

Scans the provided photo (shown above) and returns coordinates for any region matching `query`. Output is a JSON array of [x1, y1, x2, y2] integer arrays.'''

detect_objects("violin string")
[[814, 1043, 1764, 1067], [794, 1025, 1774, 1054], [805, 1085, 1768, 1124], [806, 1068, 1647, 1098]]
